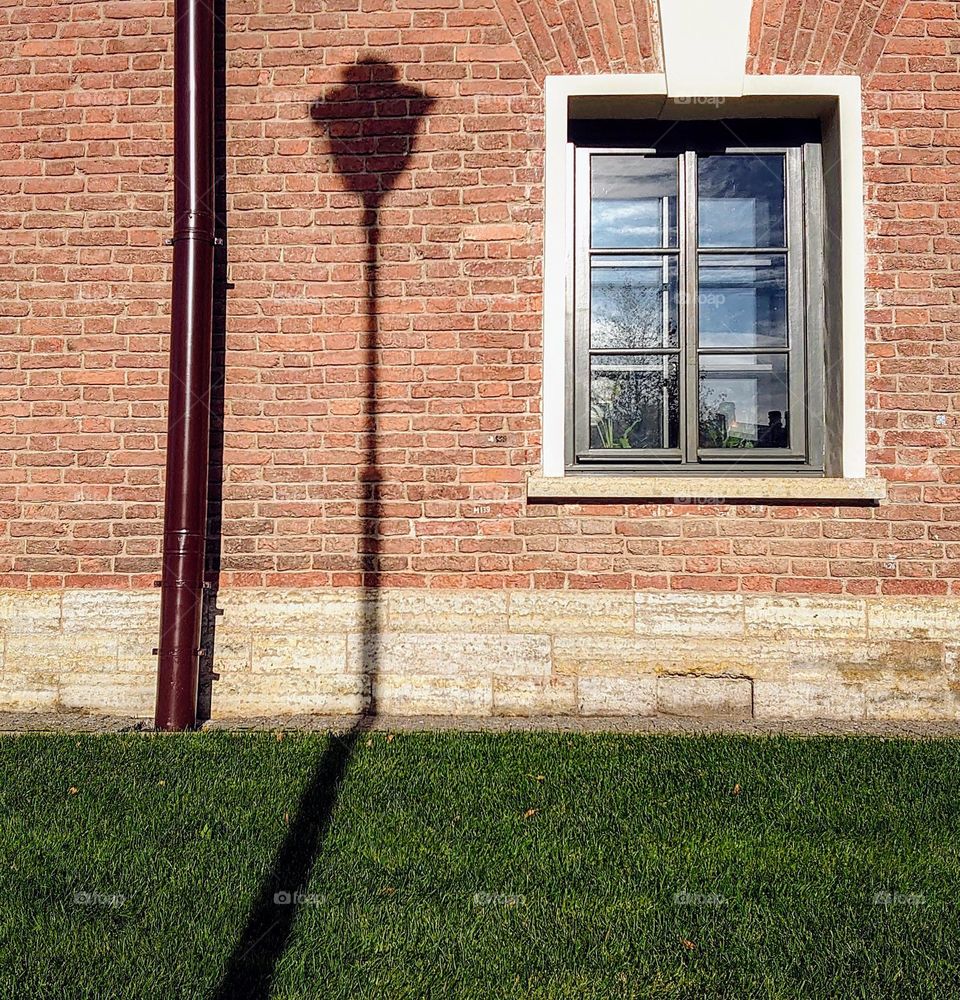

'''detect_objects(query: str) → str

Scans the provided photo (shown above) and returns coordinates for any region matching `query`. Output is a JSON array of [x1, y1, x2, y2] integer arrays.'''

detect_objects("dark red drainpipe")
[[154, 0, 216, 730]]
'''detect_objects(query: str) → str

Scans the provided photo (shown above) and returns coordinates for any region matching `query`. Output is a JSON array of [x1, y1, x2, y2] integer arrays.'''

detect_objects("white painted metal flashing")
[[658, 0, 753, 97], [541, 73, 867, 481]]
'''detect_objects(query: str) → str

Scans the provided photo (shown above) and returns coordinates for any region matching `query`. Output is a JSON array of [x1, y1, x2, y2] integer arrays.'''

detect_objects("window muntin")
[[570, 124, 824, 475]]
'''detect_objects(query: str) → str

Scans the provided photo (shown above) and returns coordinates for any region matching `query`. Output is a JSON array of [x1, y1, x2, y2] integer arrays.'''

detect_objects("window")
[[567, 120, 826, 476]]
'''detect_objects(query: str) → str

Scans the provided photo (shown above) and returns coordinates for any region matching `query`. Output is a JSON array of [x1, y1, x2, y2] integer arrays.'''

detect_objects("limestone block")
[[220, 589, 377, 633], [867, 599, 960, 641], [492, 675, 577, 716], [208, 624, 253, 674], [347, 632, 552, 678], [554, 635, 646, 676], [0, 591, 61, 634], [371, 674, 492, 716], [555, 634, 792, 678], [656, 675, 753, 718], [61, 590, 159, 634], [116, 632, 161, 673], [832, 641, 943, 681], [58, 673, 154, 715], [753, 679, 866, 720], [5, 633, 117, 674], [635, 592, 745, 639], [508, 591, 634, 636], [0, 671, 60, 711], [386, 590, 508, 634], [213, 673, 368, 717], [864, 675, 960, 721], [578, 676, 657, 716], [251, 634, 346, 674], [745, 597, 867, 639]]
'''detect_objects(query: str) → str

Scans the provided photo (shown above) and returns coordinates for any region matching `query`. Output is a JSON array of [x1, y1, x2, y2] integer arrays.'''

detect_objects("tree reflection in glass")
[[590, 358, 680, 450]]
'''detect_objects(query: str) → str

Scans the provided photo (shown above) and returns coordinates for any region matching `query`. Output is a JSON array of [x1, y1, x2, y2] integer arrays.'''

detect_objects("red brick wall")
[[1, 0, 959, 598]]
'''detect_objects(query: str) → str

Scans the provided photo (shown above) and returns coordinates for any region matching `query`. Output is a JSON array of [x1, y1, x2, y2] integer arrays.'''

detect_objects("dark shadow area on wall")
[[212, 59, 433, 999], [197, 0, 229, 723]]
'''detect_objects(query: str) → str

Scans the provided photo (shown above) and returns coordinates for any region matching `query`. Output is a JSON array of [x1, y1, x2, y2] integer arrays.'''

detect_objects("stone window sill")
[[526, 475, 887, 504]]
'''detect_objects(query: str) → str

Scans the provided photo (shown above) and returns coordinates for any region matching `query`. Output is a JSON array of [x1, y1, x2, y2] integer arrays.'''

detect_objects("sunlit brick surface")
[[1, 0, 959, 604]]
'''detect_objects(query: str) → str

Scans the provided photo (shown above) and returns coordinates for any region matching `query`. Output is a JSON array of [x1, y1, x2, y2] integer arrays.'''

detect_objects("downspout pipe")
[[155, 0, 216, 731]]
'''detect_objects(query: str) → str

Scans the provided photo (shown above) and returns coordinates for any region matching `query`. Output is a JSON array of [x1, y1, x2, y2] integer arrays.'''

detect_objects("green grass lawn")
[[2, 731, 959, 999]]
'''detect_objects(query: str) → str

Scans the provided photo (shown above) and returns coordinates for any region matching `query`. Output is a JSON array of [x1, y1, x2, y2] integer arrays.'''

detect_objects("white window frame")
[[540, 74, 868, 486]]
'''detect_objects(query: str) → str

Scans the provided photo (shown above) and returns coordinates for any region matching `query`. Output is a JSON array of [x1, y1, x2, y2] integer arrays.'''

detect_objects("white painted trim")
[[742, 75, 867, 478], [541, 73, 867, 481], [658, 0, 753, 98]]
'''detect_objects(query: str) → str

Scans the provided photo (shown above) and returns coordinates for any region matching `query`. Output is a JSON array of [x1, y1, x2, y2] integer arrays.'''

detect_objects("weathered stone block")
[[867, 599, 960, 641], [347, 632, 551, 677], [5, 634, 117, 674], [578, 676, 657, 716], [864, 676, 960, 721], [508, 591, 634, 635], [220, 589, 377, 633], [116, 633, 160, 673], [556, 634, 786, 678], [208, 624, 253, 674], [0, 591, 61, 634], [61, 591, 159, 634], [657, 675, 753, 718], [251, 634, 346, 674], [553, 635, 666, 676], [492, 675, 577, 716], [753, 678, 866, 720], [213, 673, 367, 717], [386, 590, 508, 634], [745, 597, 867, 639], [58, 673, 154, 715], [635, 592, 744, 638], [371, 674, 492, 716], [0, 671, 59, 711]]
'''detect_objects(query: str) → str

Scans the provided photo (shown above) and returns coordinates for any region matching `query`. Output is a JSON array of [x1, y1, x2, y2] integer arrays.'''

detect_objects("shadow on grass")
[[211, 59, 433, 999]]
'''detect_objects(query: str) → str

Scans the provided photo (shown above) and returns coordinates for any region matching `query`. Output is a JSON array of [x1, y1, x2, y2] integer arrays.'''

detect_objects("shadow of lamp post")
[[211, 60, 433, 1000], [309, 59, 434, 714]]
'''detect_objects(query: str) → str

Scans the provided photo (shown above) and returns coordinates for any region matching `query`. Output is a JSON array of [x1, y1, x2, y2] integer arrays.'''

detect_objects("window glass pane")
[[590, 356, 680, 450], [698, 255, 787, 348], [699, 354, 789, 449], [698, 154, 785, 248], [591, 155, 678, 249], [591, 256, 679, 349]]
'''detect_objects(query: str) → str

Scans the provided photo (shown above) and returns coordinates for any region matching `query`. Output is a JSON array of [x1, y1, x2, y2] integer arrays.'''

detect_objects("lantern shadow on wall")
[[309, 57, 435, 711], [213, 60, 433, 1000]]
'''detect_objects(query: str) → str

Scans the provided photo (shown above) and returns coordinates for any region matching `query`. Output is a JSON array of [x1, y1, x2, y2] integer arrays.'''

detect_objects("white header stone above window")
[[658, 0, 754, 98]]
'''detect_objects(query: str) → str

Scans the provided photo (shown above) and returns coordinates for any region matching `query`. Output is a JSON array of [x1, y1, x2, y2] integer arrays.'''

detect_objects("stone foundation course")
[[1, 589, 959, 723]]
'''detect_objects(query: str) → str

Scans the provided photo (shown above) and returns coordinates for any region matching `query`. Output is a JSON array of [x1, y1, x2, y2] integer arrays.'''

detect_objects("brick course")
[[1, 0, 959, 602]]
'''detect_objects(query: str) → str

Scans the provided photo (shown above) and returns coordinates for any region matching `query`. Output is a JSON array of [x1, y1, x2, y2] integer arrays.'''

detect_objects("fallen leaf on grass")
[[523, 808, 538, 819], [386, 733, 395, 743], [67, 787, 78, 796], [275, 731, 285, 742], [379, 886, 396, 896], [527, 774, 546, 782], [732, 783, 741, 796], [682, 939, 696, 951], [365, 738, 373, 747]]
